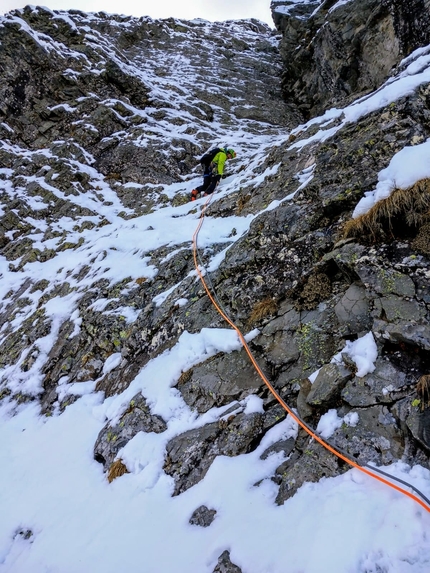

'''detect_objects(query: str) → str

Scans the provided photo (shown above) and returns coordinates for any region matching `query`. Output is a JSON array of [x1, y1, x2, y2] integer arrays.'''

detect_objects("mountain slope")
[[1, 3, 430, 573]]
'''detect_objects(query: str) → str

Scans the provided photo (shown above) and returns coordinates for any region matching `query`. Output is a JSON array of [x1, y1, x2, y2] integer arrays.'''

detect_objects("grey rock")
[[94, 394, 167, 469], [261, 304, 300, 336], [373, 320, 430, 350], [260, 437, 295, 461], [273, 0, 430, 117], [75, 358, 104, 382], [275, 440, 341, 504], [293, 312, 339, 376], [332, 406, 404, 465], [334, 283, 371, 335], [378, 295, 426, 323], [189, 505, 217, 527], [392, 397, 430, 452], [178, 349, 263, 413], [342, 359, 409, 407], [261, 403, 287, 431], [213, 551, 242, 573], [258, 307, 340, 381], [260, 330, 300, 368], [356, 266, 416, 297], [306, 362, 353, 407], [164, 412, 264, 495], [296, 378, 313, 421], [408, 407, 430, 452], [275, 404, 404, 505], [325, 242, 366, 269]]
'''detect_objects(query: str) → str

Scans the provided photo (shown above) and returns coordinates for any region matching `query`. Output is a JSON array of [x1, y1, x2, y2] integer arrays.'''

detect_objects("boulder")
[[94, 394, 167, 469]]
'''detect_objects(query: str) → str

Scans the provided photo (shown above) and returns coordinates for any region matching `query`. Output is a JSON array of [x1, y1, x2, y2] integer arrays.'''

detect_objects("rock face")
[[164, 411, 265, 495], [271, 0, 430, 117], [189, 505, 217, 528], [94, 393, 167, 470], [0, 6, 291, 414], [213, 551, 242, 573], [0, 1, 430, 519]]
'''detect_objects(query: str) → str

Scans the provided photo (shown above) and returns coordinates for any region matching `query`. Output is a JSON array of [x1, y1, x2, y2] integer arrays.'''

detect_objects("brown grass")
[[411, 222, 430, 256], [249, 297, 278, 324], [178, 369, 193, 386], [105, 172, 122, 181], [343, 178, 430, 242], [81, 352, 94, 366], [107, 459, 129, 483], [417, 374, 430, 411], [236, 194, 251, 215], [300, 273, 331, 310], [135, 277, 147, 285]]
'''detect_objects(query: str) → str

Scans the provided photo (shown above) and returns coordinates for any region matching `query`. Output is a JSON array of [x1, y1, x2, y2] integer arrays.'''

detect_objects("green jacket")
[[211, 150, 228, 175]]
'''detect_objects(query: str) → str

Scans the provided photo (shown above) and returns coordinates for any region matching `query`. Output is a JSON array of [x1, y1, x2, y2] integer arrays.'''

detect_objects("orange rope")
[[192, 194, 430, 513]]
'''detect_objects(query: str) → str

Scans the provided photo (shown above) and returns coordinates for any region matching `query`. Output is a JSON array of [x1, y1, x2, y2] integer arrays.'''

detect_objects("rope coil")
[[192, 194, 430, 513]]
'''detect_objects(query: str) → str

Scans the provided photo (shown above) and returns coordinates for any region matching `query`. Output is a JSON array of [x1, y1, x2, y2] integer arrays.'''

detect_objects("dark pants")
[[196, 165, 221, 195]]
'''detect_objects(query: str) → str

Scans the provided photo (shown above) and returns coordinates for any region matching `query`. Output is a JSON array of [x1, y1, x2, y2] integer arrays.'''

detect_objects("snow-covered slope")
[[0, 6, 291, 403]]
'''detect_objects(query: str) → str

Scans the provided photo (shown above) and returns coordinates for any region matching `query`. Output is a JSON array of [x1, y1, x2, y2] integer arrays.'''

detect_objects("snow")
[[329, 0, 354, 13], [343, 332, 378, 378], [1, 391, 429, 573], [344, 411, 359, 427], [242, 394, 264, 414], [310, 332, 378, 384], [0, 7, 430, 573], [272, 0, 322, 18], [353, 139, 430, 218], [316, 408, 343, 438], [102, 353, 122, 375], [289, 47, 430, 221], [317, 409, 359, 439]]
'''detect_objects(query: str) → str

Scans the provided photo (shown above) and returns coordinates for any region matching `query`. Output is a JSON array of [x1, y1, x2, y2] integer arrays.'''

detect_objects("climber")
[[191, 147, 236, 201]]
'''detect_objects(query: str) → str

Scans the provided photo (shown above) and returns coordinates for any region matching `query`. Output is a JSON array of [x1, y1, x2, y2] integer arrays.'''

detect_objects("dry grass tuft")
[[107, 459, 129, 483], [412, 222, 430, 256], [300, 273, 331, 310], [135, 277, 147, 285], [343, 178, 430, 242], [81, 352, 94, 366], [249, 297, 278, 324], [105, 172, 122, 181], [178, 369, 193, 386], [236, 194, 251, 215], [417, 374, 430, 411]]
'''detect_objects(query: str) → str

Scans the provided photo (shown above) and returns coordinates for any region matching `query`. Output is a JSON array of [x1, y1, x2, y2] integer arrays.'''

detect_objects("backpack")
[[200, 147, 223, 167]]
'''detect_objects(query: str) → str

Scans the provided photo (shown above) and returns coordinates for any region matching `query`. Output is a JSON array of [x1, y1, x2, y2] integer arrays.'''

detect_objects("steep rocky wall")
[[159, 81, 430, 500], [272, 0, 430, 118], [1, 6, 294, 189], [0, 6, 292, 413], [388, 0, 430, 53], [0, 5, 430, 546]]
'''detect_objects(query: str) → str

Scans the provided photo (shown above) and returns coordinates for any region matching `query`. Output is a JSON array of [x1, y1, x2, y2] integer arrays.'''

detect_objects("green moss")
[[297, 322, 316, 370], [378, 269, 401, 294], [107, 431, 116, 442], [296, 320, 329, 373]]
